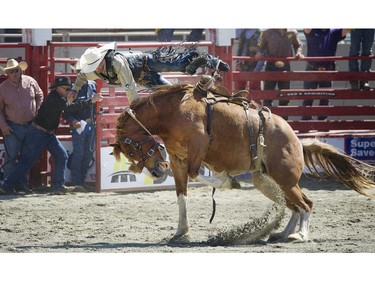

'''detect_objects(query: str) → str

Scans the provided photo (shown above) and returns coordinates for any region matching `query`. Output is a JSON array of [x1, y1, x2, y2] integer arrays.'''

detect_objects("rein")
[[125, 107, 153, 136]]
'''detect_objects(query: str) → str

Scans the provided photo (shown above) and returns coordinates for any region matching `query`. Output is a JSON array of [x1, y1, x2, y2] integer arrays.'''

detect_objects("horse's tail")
[[301, 138, 375, 198]]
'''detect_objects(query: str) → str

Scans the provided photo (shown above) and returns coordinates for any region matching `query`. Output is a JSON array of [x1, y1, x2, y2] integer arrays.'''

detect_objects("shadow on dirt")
[[13, 241, 213, 252], [298, 173, 348, 191], [235, 172, 348, 192]]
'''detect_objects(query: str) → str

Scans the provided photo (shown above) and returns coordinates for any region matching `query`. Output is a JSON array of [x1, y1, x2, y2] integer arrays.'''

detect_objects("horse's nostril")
[[158, 161, 170, 172]]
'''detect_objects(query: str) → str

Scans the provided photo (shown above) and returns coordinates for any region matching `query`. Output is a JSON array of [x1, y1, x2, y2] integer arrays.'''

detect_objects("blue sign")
[[345, 137, 375, 161]]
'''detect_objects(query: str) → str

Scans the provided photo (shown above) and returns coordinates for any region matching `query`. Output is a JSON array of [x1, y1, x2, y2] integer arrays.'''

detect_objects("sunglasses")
[[58, 86, 70, 91], [8, 68, 19, 74]]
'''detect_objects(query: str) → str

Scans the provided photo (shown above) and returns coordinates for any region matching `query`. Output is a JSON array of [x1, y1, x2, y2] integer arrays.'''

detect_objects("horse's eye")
[[129, 152, 134, 157]]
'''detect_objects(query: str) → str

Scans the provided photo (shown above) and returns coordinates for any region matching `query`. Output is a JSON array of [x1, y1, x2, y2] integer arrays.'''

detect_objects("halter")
[[120, 107, 166, 171]]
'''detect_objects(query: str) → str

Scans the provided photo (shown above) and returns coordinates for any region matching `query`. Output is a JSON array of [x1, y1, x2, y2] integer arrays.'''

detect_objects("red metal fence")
[[233, 55, 375, 132], [1, 40, 375, 190]]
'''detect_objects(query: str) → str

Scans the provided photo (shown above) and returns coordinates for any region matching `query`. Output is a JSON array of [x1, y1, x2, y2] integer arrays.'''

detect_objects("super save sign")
[[346, 137, 375, 162]]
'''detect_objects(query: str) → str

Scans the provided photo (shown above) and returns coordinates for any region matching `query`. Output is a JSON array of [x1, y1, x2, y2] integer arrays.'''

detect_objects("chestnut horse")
[[111, 82, 375, 243]]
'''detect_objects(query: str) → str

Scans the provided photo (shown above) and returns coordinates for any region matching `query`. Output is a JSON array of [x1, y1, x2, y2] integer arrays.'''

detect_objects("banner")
[[345, 136, 375, 164], [100, 146, 210, 191]]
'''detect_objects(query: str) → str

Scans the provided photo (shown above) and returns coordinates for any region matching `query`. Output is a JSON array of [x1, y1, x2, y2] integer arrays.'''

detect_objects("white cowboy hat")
[[0, 58, 28, 72], [79, 42, 116, 73]]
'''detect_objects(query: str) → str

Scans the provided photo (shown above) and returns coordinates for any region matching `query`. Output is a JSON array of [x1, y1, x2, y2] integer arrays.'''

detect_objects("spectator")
[[302, 29, 350, 121], [0, 77, 102, 196], [348, 29, 375, 90], [63, 62, 97, 192], [186, 29, 204, 42], [156, 29, 175, 42], [71, 42, 230, 105], [255, 29, 304, 117], [0, 59, 43, 193], [156, 29, 204, 42], [235, 29, 265, 93]]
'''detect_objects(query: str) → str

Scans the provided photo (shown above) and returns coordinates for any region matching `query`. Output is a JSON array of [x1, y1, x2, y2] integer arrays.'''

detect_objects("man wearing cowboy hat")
[[0, 58, 44, 193], [71, 42, 230, 104], [0, 77, 103, 196], [63, 61, 97, 192]]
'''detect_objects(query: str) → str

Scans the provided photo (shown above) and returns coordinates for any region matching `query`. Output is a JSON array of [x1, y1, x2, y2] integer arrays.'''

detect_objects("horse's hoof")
[[230, 177, 242, 189], [168, 234, 191, 244], [267, 232, 286, 243], [287, 232, 308, 242]]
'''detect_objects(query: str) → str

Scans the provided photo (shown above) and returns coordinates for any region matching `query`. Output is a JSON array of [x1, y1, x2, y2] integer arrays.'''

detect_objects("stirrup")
[[195, 75, 215, 92]]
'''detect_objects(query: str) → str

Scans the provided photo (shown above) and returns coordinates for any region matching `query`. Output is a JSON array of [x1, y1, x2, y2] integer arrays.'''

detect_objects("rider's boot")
[[186, 56, 209, 74], [205, 54, 230, 72], [186, 55, 230, 74]]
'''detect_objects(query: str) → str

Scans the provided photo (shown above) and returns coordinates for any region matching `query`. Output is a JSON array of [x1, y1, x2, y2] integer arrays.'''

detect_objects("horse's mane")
[[116, 84, 194, 136], [140, 84, 194, 107]]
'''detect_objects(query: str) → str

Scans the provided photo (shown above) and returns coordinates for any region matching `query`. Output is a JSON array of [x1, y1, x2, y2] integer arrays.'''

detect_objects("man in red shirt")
[[0, 59, 44, 193]]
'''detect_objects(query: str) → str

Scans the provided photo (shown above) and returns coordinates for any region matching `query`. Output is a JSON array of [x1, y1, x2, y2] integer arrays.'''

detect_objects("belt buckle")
[[275, 61, 285, 68]]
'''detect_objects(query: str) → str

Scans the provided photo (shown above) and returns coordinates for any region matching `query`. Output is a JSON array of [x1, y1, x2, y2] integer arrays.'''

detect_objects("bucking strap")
[[207, 103, 213, 137], [244, 102, 258, 164], [255, 110, 266, 171]]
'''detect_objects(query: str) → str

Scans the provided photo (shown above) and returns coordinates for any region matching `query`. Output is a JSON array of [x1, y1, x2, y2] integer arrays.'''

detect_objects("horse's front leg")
[[176, 192, 188, 237], [186, 136, 210, 179], [169, 156, 190, 238], [170, 136, 209, 239]]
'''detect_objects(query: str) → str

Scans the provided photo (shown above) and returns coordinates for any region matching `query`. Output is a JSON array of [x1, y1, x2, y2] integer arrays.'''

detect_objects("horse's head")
[[111, 105, 170, 179], [111, 135, 170, 179]]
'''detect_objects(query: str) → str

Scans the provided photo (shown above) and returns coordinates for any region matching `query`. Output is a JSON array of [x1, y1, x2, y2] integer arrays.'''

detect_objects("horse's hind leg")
[[252, 172, 300, 241], [253, 171, 313, 242], [271, 179, 313, 242], [252, 171, 286, 205], [286, 191, 313, 242]]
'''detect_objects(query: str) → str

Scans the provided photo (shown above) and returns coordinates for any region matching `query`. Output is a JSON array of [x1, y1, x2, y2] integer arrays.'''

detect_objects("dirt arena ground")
[[1, 174, 374, 254], [1, 174, 374, 280]]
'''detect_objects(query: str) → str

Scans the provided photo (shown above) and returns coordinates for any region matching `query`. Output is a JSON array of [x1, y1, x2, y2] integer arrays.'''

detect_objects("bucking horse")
[[111, 75, 375, 243]]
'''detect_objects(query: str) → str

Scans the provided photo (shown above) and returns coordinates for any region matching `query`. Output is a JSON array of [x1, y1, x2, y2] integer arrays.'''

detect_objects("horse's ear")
[[109, 143, 121, 161], [108, 143, 115, 155]]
